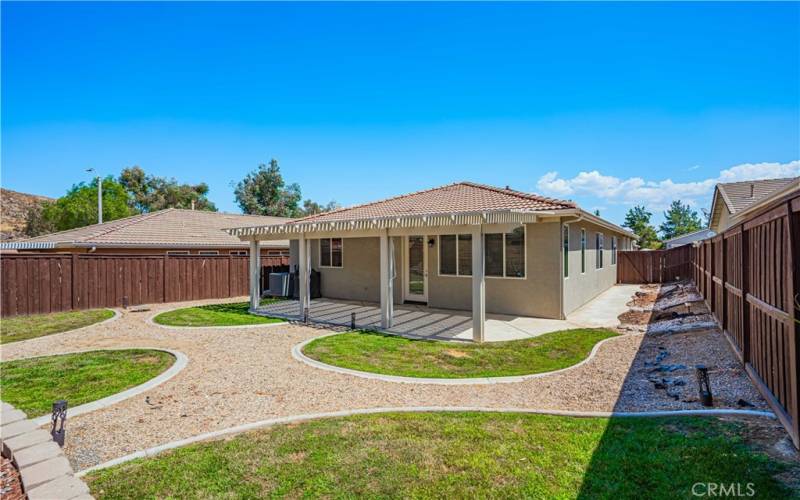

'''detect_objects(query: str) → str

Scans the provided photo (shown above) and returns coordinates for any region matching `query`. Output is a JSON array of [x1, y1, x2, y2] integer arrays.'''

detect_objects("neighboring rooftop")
[[2, 209, 291, 249], [292, 182, 577, 224], [716, 177, 799, 215]]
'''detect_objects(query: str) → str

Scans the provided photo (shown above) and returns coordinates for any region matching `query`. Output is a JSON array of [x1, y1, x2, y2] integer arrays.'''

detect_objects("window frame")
[[562, 224, 569, 279], [229, 250, 248, 256], [580, 228, 586, 274], [437, 233, 472, 278], [611, 236, 618, 265], [596, 232, 604, 270], [485, 225, 527, 280], [318, 237, 344, 268], [166, 250, 190, 256], [198, 250, 219, 256]]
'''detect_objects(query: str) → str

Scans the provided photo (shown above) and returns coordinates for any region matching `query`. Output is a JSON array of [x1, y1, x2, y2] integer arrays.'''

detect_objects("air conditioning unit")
[[268, 272, 290, 297]]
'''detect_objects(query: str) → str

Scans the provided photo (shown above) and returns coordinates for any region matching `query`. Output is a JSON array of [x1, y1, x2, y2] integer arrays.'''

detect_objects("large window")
[[596, 233, 604, 269], [439, 234, 472, 276], [611, 236, 618, 265], [485, 226, 525, 278], [580, 229, 586, 274], [320, 238, 343, 267], [562, 225, 569, 278]]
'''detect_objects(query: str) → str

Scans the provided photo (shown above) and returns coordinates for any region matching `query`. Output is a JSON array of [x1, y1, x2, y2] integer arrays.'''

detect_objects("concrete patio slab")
[[255, 284, 638, 342]]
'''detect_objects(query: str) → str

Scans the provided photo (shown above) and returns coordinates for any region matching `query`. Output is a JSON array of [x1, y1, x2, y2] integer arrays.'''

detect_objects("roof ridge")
[[290, 182, 465, 223], [167, 208, 292, 220], [18, 209, 173, 243], [458, 181, 577, 208], [718, 176, 799, 187]]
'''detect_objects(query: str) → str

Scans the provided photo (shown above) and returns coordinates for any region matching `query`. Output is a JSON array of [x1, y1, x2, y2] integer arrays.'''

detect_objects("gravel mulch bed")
[[1, 455, 25, 500], [0, 289, 774, 471]]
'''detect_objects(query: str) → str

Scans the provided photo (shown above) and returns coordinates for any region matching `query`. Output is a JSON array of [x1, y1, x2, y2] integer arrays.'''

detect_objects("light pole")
[[86, 168, 102, 224]]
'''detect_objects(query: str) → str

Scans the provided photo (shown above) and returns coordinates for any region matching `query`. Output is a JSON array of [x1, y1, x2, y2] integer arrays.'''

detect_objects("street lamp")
[[86, 168, 102, 224]]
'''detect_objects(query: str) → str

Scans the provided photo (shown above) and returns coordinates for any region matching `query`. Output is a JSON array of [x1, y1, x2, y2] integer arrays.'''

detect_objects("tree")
[[233, 159, 302, 217], [301, 199, 341, 216], [623, 205, 661, 249], [25, 177, 134, 234], [659, 200, 702, 240], [119, 166, 217, 213]]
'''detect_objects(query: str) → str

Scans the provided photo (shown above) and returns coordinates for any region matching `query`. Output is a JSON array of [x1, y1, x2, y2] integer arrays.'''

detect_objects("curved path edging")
[[76, 405, 776, 476], [292, 331, 630, 385], [23, 347, 188, 426]]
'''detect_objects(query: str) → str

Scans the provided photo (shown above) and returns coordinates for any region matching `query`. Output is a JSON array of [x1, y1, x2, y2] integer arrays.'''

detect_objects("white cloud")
[[536, 160, 799, 210]]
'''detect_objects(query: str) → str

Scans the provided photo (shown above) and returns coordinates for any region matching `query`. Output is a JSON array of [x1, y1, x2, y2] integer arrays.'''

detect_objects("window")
[[439, 234, 472, 276], [562, 225, 569, 278], [484, 226, 525, 278], [229, 250, 248, 256], [611, 236, 618, 265], [596, 233, 604, 269], [198, 250, 219, 255], [167, 251, 189, 255], [319, 238, 343, 267], [580, 229, 586, 274]]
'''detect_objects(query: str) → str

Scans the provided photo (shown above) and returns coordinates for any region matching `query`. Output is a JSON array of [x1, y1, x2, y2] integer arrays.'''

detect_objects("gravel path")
[[0, 290, 766, 471]]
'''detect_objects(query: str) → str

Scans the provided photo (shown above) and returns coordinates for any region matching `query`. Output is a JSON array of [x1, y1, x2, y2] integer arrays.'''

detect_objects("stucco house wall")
[[561, 219, 622, 316]]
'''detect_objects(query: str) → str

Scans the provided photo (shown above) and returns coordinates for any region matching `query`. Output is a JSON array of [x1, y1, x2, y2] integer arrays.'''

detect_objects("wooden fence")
[[616, 246, 692, 284], [1, 253, 289, 317], [618, 191, 799, 446], [693, 191, 799, 447]]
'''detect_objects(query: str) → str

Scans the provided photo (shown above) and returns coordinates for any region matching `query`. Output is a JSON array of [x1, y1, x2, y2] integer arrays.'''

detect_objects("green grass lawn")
[[0, 309, 115, 344], [0, 349, 174, 417], [85, 412, 796, 499], [303, 328, 617, 378], [152, 300, 285, 327]]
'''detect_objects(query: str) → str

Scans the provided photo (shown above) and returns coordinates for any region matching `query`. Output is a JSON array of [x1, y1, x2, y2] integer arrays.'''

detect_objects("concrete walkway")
[[255, 284, 640, 342]]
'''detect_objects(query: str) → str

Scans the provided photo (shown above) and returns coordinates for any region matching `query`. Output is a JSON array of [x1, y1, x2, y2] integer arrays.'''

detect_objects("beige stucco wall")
[[293, 223, 562, 319], [561, 219, 621, 315], [426, 222, 562, 318]]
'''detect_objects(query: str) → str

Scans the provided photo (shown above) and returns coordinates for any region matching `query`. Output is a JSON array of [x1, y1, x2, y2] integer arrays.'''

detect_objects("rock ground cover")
[[0, 290, 781, 473]]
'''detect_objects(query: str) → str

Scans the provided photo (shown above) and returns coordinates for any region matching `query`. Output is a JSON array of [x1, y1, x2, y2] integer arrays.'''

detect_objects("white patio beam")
[[298, 233, 310, 322], [379, 230, 393, 329], [471, 225, 485, 343], [249, 239, 260, 311]]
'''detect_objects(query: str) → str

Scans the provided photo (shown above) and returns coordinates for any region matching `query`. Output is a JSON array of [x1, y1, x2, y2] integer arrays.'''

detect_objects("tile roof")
[[717, 177, 799, 214], [290, 182, 576, 224], [12, 209, 291, 248]]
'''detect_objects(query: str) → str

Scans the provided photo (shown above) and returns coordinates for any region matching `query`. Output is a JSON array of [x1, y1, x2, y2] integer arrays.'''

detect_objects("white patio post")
[[379, 230, 393, 329], [471, 225, 485, 342], [298, 233, 309, 321], [249, 239, 260, 311]]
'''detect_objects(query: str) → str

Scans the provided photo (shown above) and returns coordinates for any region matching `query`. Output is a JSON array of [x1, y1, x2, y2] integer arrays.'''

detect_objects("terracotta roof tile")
[[290, 182, 575, 224], [717, 177, 799, 214], [16, 209, 291, 248]]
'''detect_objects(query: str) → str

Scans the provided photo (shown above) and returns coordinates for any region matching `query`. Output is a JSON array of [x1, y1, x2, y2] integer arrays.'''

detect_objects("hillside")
[[1, 188, 54, 240]]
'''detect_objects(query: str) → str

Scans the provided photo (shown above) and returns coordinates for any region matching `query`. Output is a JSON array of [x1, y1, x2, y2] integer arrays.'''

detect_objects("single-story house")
[[0, 208, 291, 256], [663, 228, 716, 249], [708, 176, 799, 233], [228, 182, 636, 342]]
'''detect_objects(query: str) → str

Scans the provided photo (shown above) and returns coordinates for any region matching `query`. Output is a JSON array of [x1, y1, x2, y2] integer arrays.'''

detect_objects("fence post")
[[71, 254, 78, 310], [721, 236, 727, 332], [741, 225, 751, 364], [228, 253, 234, 297], [163, 253, 169, 303], [784, 199, 800, 446]]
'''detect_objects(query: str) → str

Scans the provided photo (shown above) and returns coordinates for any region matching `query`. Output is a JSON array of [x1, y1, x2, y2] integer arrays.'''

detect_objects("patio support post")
[[249, 239, 260, 311], [298, 233, 310, 322], [379, 230, 393, 329], [471, 224, 485, 342]]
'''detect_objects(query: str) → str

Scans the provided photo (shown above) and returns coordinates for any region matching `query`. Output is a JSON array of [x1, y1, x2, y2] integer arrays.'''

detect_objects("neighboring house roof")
[[1, 209, 291, 250], [709, 176, 800, 231], [228, 181, 636, 239], [663, 228, 716, 246]]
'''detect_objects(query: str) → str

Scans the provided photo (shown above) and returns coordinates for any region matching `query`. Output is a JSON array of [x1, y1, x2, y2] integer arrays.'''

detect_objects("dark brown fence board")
[[1, 253, 288, 317]]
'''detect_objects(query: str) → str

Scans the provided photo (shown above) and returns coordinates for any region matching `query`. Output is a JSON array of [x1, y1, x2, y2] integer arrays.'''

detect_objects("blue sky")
[[2, 2, 798, 226]]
